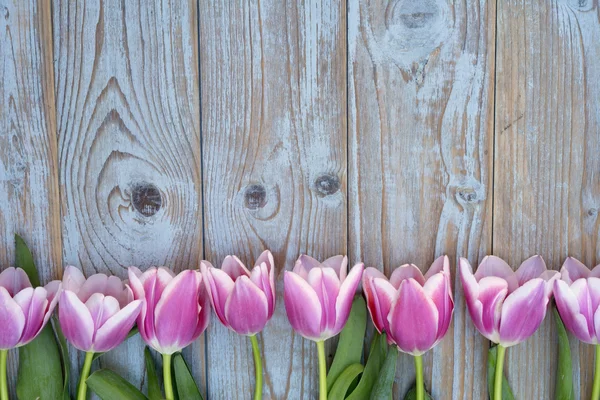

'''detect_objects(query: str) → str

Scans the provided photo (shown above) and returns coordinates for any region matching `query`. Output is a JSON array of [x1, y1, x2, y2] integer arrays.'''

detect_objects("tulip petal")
[[554, 280, 595, 343], [0, 268, 31, 297], [475, 256, 518, 293], [308, 267, 341, 332], [201, 263, 234, 326], [589, 278, 600, 315], [423, 271, 454, 341], [570, 279, 595, 334], [128, 267, 150, 342], [591, 264, 600, 279], [499, 279, 548, 346], [154, 270, 203, 353], [333, 263, 364, 333], [59, 291, 94, 351], [284, 271, 323, 340], [77, 274, 110, 303], [515, 255, 547, 286], [424, 255, 449, 280], [224, 276, 269, 335], [193, 284, 211, 338], [293, 255, 321, 279], [388, 279, 439, 355], [42, 280, 62, 327], [222, 256, 251, 280], [13, 287, 48, 344], [322, 255, 348, 281], [363, 272, 396, 337], [255, 250, 276, 309], [93, 300, 142, 352], [142, 267, 175, 344], [250, 262, 275, 317], [0, 287, 25, 349], [390, 264, 425, 288], [561, 257, 590, 284], [86, 293, 120, 331], [62, 266, 86, 292]]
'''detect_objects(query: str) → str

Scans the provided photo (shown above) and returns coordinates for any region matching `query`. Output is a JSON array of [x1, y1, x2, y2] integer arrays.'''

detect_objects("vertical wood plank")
[[494, 0, 600, 397], [53, 0, 203, 395], [348, 0, 496, 397], [0, 0, 61, 392], [199, 0, 347, 398]]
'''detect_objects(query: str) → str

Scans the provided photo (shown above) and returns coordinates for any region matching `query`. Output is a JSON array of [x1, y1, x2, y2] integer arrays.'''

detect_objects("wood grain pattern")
[[494, 0, 600, 397], [348, 0, 496, 398], [52, 0, 203, 396], [0, 0, 61, 392], [199, 0, 347, 398]]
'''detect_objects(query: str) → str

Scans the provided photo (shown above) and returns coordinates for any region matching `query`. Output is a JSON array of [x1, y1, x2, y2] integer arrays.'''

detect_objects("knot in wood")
[[2, 6, 8, 19], [314, 174, 340, 197], [587, 208, 598, 217], [388, 0, 439, 31], [456, 188, 479, 203], [132, 183, 162, 217], [244, 184, 267, 210]]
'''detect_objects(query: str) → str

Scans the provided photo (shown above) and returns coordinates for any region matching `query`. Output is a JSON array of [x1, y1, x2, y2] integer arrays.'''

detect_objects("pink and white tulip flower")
[[201, 250, 275, 400], [58, 266, 142, 353], [284, 255, 364, 342], [459, 255, 558, 347], [284, 255, 363, 400], [460, 255, 559, 400], [201, 250, 275, 336], [363, 256, 453, 400], [128, 267, 210, 400], [59, 266, 143, 400], [0, 267, 61, 349], [362, 255, 454, 355], [554, 257, 600, 344], [554, 257, 600, 399]]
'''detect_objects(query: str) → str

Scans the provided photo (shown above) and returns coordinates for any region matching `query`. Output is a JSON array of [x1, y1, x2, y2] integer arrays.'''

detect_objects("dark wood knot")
[[132, 183, 162, 217], [244, 184, 267, 210], [314, 174, 341, 197]]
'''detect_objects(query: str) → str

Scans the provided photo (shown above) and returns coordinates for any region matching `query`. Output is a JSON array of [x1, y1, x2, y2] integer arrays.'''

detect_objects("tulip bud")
[[58, 266, 142, 353], [201, 250, 275, 336], [128, 267, 210, 355], [0, 267, 61, 349], [363, 255, 454, 355], [459, 255, 558, 347], [284, 255, 364, 341]]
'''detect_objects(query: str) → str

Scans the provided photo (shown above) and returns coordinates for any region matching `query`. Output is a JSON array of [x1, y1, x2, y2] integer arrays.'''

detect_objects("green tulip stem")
[[593, 344, 600, 400], [317, 340, 327, 400], [0, 350, 8, 400], [494, 345, 506, 400], [163, 353, 175, 400], [77, 351, 94, 400], [250, 335, 263, 400], [414, 354, 424, 400]]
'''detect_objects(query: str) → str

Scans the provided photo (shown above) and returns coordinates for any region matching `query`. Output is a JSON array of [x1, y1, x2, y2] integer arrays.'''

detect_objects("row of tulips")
[[0, 248, 598, 400]]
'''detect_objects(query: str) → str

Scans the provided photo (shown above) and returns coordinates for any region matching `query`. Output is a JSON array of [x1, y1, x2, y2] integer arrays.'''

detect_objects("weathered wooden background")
[[0, 0, 598, 398]]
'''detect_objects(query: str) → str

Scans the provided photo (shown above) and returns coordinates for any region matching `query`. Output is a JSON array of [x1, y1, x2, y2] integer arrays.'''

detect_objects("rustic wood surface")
[[0, 0, 598, 399]]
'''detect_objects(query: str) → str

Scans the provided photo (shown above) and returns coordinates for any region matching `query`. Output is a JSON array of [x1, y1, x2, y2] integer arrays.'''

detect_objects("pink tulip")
[[459, 255, 558, 347], [128, 267, 210, 355], [201, 250, 275, 336], [284, 255, 364, 341], [553, 257, 600, 344], [362, 256, 454, 355], [58, 266, 142, 353], [0, 267, 61, 349]]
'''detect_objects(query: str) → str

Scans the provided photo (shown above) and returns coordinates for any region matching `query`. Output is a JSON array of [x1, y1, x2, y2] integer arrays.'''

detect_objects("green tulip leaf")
[[87, 369, 148, 400], [487, 346, 515, 400], [327, 296, 368, 391], [173, 353, 203, 400], [346, 332, 389, 400], [14, 234, 40, 287], [553, 307, 575, 400], [15, 235, 64, 400], [53, 316, 72, 400], [328, 363, 363, 400], [93, 327, 139, 361], [144, 347, 162, 400], [369, 346, 398, 400], [404, 386, 433, 400]]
